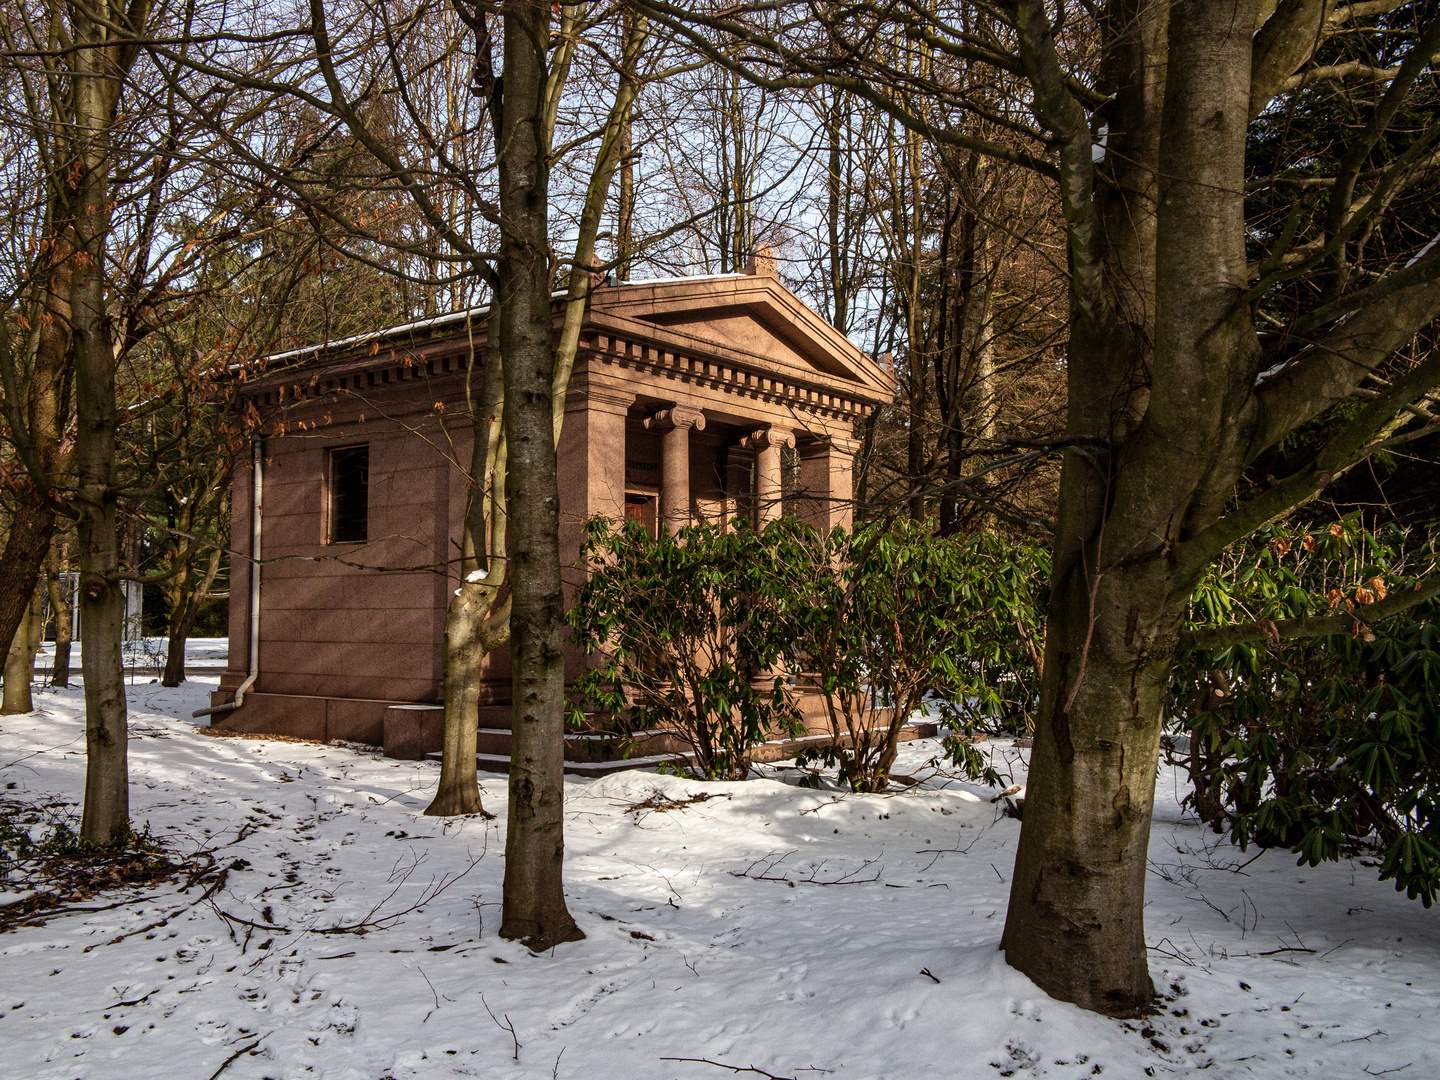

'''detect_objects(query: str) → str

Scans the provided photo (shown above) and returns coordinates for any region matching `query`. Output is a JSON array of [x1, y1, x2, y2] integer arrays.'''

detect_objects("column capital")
[[739, 426, 794, 452], [644, 405, 706, 433], [565, 387, 636, 416]]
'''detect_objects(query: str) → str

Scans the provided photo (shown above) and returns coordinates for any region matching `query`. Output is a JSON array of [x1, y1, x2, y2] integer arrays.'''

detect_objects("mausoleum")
[[207, 264, 898, 769]]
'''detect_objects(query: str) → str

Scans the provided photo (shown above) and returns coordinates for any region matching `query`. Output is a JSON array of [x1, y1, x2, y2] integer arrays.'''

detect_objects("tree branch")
[[1179, 572, 1440, 651], [1176, 347, 1440, 581]]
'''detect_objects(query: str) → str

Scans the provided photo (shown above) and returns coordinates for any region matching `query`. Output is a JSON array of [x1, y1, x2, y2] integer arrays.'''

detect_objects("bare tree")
[[0, 0, 314, 843], [163, 0, 655, 946]]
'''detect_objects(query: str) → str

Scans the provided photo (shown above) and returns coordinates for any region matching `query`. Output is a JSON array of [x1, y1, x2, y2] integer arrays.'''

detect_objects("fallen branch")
[[661, 1057, 813, 1080], [625, 790, 732, 817], [206, 1036, 264, 1080], [798, 796, 845, 816], [209, 850, 485, 936], [730, 851, 882, 886], [85, 865, 229, 952]]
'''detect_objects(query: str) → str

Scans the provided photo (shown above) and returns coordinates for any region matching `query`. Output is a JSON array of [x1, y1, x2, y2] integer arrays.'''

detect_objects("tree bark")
[[496, 0, 582, 950], [0, 505, 57, 678], [161, 591, 192, 688], [0, 241, 72, 674], [46, 542, 74, 688], [161, 546, 222, 687], [427, 351, 509, 818], [72, 2, 143, 848], [2, 593, 42, 716], [616, 12, 636, 286], [1002, 0, 1252, 1016]]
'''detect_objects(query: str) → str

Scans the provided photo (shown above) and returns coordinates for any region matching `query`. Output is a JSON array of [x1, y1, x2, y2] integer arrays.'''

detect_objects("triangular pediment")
[[585, 275, 894, 404]]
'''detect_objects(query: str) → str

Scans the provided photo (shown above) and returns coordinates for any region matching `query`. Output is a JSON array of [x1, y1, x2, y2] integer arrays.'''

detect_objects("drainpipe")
[[193, 436, 262, 719]]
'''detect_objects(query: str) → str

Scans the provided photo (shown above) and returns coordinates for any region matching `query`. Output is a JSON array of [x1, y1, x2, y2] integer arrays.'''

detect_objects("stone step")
[[436, 721, 941, 778], [460, 751, 698, 778], [473, 726, 690, 761]]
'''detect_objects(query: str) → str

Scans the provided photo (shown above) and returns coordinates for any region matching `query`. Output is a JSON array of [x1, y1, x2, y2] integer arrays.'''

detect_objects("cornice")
[[580, 324, 882, 423]]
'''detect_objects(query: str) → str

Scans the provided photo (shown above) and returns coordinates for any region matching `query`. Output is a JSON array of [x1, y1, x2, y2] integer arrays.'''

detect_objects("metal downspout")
[[193, 436, 262, 719]]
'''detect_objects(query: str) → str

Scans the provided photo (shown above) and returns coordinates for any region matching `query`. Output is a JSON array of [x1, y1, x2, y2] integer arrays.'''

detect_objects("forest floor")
[[1, 677, 1436, 1079]]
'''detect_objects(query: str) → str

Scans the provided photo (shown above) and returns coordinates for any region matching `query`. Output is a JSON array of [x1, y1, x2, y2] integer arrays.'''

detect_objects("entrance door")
[[624, 494, 656, 538]]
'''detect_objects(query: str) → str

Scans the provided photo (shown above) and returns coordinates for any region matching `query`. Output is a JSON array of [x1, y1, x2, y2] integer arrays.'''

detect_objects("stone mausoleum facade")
[[208, 266, 896, 767]]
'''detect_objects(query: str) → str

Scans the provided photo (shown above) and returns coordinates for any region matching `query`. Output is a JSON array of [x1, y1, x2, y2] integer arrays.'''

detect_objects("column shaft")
[[644, 406, 705, 534], [661, 425, 689, 531], [741, 427, 794, 525]]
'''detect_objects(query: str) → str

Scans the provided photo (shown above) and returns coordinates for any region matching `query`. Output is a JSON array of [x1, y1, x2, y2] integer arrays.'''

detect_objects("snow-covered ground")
[[1, 679, 1436, 1080], [33, 637, 230, 671]]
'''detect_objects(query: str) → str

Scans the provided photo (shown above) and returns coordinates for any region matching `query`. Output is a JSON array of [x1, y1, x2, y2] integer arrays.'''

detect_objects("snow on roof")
[[260, 273, 755, 366]]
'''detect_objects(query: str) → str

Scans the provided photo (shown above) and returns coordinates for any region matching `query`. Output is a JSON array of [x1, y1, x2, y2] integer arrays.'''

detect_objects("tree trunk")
[[616, 64, 635, 282], [161, 591, 192, 687], [0, 234, 71, 670], [1002, 0, 1249, 1016], [495, 0, 582, 950], [825, 88, 848, 333], [1000, 523, 1180, 1015], [72, 6, 135, 848], [0, 503, 57, 678], [427, 353, 508, 818], [46, 542, 74, 688], [2, 595, 39, 716], [161, 546, 223, 687]]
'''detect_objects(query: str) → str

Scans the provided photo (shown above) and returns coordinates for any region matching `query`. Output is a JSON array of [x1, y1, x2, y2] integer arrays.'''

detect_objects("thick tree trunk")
[[429, 591, 492, 816], [77, 500, 128, 848], [0, 243, 71, 668], [1003, 0, 1253, 1016], [161, 599, 190, 687], [0, 504, 57, 673], [1000, 510, 1180, 1015], [495, 0, 581, 950]]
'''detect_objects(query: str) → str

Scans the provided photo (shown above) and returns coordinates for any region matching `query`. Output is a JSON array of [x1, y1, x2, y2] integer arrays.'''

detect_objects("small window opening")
[[329, 445, 369, 543]]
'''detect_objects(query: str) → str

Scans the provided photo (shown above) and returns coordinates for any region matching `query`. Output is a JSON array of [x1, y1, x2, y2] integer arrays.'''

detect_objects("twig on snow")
[[84, 865, 229, 952], [206, 1036, 264, 1080], [209, 850, 485, 936], [480, 991, 520, 1060], [660, 1057, 835, 1079], [731, 851, 882, 886]]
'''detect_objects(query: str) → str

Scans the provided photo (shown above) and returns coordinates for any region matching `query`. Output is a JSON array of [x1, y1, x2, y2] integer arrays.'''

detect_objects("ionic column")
[[644, 405, 705, 534], [740, 427, 794, 524]]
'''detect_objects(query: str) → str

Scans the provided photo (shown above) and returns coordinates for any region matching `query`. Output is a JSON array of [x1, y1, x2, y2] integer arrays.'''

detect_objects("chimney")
[[744, 243, 777, 278]]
